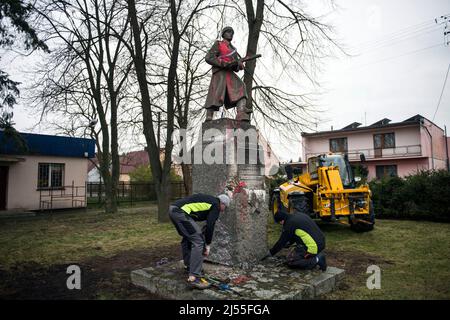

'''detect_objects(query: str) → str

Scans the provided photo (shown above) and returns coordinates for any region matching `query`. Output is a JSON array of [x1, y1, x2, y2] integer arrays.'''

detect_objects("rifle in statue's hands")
[[226, 54, 261, 71], [215, 54, 262, 73], [239, 54, 262, 63]]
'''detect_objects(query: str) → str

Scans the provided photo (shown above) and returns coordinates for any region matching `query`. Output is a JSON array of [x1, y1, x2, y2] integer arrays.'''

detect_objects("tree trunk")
[[104, 181, 117, 213], [99, 158, 114, 213], [244, 0, 264, 110], [109, 94, 120, 214], [181, 163, 192, 196], [127, 0, 174, 222], [157, 177, 171, 223], [156, 0, 181, 222]]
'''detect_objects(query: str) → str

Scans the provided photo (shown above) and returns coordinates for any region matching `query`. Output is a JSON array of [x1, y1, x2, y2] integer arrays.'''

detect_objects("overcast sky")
[[265, 0, 450, 161], [2, 0, 449, 162]]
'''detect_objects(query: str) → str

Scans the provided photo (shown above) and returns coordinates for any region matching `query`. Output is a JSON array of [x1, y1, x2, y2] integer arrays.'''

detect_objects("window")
[[308, 155, 352, 186], [373, 133, 395, 149], [329, 137, 348, 153], [376, 165, 397, 179], [308, 157, 320, 178], [38, 163, 65, 189]]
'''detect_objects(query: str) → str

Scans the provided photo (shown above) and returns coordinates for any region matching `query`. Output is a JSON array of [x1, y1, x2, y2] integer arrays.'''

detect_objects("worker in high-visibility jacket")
[[169, 193, 230, 289], [266, 209, 327, 271]]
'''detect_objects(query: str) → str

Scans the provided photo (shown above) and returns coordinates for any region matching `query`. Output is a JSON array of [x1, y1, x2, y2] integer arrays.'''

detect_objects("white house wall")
[[6, 155, 88, 210]]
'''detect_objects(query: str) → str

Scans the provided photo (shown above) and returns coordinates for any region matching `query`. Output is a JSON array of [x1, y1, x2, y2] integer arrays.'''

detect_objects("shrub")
[[352, 164, 369, 184], [369, 170, 450, 222], [129, 165, 182, 182]]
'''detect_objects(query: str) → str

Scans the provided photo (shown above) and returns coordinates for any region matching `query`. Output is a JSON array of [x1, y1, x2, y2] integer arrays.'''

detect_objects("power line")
[[353, 43, 444, 69], [354, 23, 439, 51], [352, 14, 450, 53], [352, 19, 436, 50], [432, 62, 450, 122], [353, 25, 441, 54]]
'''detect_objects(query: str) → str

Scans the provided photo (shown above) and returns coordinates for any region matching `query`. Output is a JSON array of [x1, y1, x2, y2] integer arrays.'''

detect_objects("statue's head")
[[221, 26, 234, 41]]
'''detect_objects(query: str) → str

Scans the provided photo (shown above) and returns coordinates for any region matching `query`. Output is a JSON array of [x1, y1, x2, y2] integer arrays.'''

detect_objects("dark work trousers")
[[168, 205, 205, 277], [286, 245, 323, 270]]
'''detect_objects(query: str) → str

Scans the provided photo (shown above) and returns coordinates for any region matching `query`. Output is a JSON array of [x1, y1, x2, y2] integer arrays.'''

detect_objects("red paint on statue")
[[218, 41, 233, 63], [233, 181, 247, 195]]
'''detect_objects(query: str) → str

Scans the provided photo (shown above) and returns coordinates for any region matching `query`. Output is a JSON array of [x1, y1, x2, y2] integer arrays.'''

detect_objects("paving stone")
[[310, 272, 336, 297]]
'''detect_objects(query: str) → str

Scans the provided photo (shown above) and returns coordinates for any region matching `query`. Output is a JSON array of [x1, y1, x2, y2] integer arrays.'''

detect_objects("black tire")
[[289, 195, 310, 215], [350, 200, 375, 232]]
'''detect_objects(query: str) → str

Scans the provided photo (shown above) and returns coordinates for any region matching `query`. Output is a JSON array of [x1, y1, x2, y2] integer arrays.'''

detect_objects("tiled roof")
[[87, 149, 164, 174]]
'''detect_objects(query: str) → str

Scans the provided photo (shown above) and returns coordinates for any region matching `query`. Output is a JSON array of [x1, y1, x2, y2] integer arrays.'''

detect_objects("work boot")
[[316, 253, 327, 272], [187, 277, 211, 290], [205, 109, 215, 121]]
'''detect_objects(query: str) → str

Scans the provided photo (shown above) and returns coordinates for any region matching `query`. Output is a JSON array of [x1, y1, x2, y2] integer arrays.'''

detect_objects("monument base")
[[131, 256, 344, 300], [192, 118, 269, 266]]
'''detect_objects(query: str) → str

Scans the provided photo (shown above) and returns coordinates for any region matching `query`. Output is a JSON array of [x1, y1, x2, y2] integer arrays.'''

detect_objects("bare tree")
[[242, 0, 264, 112], [32, 0, 133, 213], [174, 24, 211, 195], [27, 0, 340, 218], [225, 0, 340, 138], [127, 0, 220, 221]]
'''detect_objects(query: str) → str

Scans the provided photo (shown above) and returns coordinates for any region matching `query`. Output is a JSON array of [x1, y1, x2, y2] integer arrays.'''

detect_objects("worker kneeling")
[[267, 209, 327, 271], [169, 193, 230, 290]]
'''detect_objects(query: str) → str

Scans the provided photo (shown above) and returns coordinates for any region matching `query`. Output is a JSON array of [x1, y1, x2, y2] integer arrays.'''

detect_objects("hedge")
[[369, 170, 450, 222]]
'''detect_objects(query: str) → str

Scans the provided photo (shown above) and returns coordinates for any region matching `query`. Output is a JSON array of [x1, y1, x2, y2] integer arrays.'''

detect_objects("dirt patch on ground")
[[326, 249, 393, 276], [0, 246, 392, 300], [323, 248, 394, 294], [0, 244, 181, 300]]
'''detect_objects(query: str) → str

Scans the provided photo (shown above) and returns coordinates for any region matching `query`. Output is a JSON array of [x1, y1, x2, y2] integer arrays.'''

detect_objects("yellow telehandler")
[[271, 153, 375, 232]]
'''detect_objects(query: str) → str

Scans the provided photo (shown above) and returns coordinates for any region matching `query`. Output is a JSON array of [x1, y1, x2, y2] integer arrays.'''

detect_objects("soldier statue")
[[204, 26, 252, 122]]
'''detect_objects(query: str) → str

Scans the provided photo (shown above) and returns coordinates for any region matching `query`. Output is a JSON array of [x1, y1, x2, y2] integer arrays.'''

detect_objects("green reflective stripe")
[[181, 202, 212, 214], [294, 229, 318, 254]]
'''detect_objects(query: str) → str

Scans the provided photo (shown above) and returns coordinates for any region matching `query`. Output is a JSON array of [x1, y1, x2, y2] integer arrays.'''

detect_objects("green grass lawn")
[[0, 204, 179, 268], [269, 219, 450, 299], [0, 205, 449, 299]]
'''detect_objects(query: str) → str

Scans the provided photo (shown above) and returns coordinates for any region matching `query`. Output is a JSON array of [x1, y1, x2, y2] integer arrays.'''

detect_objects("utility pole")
[[445, 125, 449, 172], [435, 14, 450, 46]]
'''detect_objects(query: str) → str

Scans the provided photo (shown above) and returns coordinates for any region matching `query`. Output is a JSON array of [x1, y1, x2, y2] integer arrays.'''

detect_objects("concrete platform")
[[131, 256, 344, 300]]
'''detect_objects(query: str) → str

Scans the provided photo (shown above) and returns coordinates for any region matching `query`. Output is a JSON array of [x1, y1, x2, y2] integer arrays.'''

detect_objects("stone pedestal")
[[131, 258, 345, 300], [131, 118, 346, 300], [191, 118, 268, 267]]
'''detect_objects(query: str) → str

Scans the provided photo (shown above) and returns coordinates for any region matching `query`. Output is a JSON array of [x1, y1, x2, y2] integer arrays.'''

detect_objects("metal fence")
[[39, 181, 87, 210], [86, 181, 187, 205], [305, 144, 422, 161]]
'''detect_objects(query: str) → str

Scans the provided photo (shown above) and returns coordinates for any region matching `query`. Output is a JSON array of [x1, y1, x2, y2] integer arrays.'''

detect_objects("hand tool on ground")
[[204, 275, 243, 297]]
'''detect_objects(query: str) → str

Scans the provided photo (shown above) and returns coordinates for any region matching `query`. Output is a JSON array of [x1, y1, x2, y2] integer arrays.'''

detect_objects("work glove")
[[203, 245, 211, 257]]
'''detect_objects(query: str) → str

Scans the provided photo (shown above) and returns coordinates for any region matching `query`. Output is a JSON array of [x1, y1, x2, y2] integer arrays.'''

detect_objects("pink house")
[[301, 115, 450, 180]]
